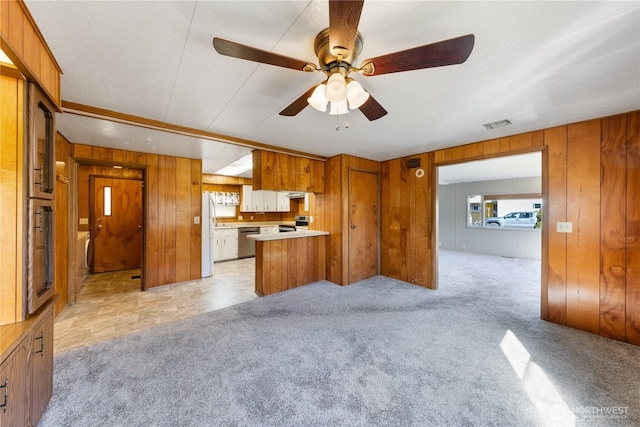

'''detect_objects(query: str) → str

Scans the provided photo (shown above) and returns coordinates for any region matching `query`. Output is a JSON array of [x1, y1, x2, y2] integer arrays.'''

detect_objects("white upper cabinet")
[[241, 186, 291, 213], [276, 192, 290, 212]]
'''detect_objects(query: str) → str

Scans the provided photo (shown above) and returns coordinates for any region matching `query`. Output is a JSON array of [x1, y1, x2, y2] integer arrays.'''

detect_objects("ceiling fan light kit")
[[329, 99, 349, 116], [346, 80, 369, 109], [325, 72, 348, 102], [307, 84, 328, 112], [212, 0, 475, 126]]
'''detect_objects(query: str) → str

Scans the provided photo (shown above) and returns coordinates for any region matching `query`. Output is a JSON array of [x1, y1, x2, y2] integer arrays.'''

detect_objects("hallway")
[[53, 258, 257, 354]]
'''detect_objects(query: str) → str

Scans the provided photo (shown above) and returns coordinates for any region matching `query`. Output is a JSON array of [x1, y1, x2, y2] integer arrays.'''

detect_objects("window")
[[468, 194, 542, 229]]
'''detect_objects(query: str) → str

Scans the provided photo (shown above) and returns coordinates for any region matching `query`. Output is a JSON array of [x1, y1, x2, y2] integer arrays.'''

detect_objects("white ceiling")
[[24, 1, 640, 177]]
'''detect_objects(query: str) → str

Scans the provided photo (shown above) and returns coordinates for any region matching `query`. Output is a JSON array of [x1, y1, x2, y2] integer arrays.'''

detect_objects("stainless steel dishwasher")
[[237, 227, 260, 258]]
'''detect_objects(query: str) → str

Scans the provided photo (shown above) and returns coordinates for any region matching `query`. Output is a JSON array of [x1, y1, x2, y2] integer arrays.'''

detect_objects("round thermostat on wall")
[[415, 168, 425, 178]]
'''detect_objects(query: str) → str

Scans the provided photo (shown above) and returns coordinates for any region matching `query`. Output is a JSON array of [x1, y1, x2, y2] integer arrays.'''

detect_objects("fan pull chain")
[[334, 103, 350, 131]]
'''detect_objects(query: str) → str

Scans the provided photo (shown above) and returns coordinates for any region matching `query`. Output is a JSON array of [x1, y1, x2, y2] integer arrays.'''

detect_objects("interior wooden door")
[[349, 169, 379, 283], [90, 177, 143, 273]]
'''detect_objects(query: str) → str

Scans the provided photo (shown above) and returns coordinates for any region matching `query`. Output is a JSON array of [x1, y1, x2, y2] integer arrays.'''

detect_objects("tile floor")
[[53, 258, 258, 354]]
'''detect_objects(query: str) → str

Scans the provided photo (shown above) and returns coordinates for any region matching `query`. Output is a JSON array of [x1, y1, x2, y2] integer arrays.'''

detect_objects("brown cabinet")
[[27, 199, 55, 315], [0, 302, 54, 427], [26, 83, 56, 316], [28, 83, 56, 200], [29, 310, 54, 425], [0, 340, 28, 427], [252, 150, 325, 193]]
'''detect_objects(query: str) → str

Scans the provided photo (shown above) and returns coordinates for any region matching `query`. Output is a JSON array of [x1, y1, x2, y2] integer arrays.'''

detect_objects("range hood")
[[285, 192, 306, 199]]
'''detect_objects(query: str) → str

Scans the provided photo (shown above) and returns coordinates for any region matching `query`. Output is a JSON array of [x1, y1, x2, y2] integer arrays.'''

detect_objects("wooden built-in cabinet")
[[0, 4, 57, 425], [29, 308, 54, 424], [252, 150, 325, 193], [0, 301, 54, 427], [0, 340, 28, 426], [0, 69, 26, 326], [28, 83, 56, 200], [0, 0, 63, 108], [27, 198, 55, 314], [26, 84, 56, 316]]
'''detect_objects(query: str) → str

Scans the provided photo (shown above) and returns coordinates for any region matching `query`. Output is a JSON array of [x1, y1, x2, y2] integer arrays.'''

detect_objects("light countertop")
[[246, 230, 329, 241]]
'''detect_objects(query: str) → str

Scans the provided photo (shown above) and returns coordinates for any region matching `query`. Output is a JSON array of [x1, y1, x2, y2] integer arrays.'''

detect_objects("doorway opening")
[[73, 161, 146, 295], [434, 152, 542, 305]]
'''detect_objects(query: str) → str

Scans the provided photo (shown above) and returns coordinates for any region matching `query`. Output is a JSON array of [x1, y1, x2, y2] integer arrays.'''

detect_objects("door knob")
[[351, 224, 357, 229], [97, 224, 102, 230], [138, 225, 142, 229]]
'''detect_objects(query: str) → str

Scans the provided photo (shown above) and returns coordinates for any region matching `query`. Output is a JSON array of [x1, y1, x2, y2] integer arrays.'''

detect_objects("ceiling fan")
[[213, 0, 474, 122]]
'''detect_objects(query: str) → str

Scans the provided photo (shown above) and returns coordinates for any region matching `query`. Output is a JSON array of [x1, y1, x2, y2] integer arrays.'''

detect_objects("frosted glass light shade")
[[307, 84, 328, 112], [346, 80, 370, 109], [324, 73, 347, 103], [329, 99, 348, 115]]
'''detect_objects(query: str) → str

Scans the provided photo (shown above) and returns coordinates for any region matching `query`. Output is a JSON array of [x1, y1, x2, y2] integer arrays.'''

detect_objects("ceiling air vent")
[[483, 119, 512, 130]]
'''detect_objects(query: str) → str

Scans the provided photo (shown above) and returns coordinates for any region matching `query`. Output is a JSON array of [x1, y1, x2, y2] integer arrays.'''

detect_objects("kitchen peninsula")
[[247, 231, 329, 296]]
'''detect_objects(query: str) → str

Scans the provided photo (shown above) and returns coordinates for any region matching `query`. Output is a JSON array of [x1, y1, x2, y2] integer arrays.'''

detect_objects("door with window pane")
[[90, 177, 143, 273]]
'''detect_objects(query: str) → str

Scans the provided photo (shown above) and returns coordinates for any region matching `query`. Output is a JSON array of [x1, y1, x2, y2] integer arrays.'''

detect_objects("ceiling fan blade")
[[329, 0, 364, 56], [360, 34, 475, 76], [213, 38, 317, 72], [359, 95, 387, 121], [279, 85, 317, 117]]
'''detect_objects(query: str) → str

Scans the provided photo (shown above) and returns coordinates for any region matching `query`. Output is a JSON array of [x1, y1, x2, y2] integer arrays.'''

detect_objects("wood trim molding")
[[432, 146, 543, 167], [202, 174, 252, 185], [484, 193, 543, 200], [0, 63, 24, 80], [61, 101, 328, 162]]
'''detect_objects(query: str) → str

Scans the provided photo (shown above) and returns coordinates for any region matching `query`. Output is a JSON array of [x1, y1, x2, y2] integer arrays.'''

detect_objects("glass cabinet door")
[[29, 83, 55, 199], [28, 198, 55, 314]]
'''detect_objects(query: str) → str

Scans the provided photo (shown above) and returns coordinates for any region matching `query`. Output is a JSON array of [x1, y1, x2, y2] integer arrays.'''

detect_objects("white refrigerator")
[[201, 191, 217, 277]]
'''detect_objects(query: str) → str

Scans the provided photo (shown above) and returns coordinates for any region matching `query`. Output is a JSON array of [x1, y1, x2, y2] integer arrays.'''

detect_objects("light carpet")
[[40, 250, 640, 426]]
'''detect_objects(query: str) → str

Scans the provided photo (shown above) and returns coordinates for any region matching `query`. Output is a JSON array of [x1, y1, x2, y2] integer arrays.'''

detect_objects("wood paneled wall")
[[380, 111, 640, 346], [312, 154, 380, 286], [0, 0, 62, 108], [543, 115, 640, 344], [380, 153, 434, 287], [0, 72, 25, 325], [72, 144, 202, 289]]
